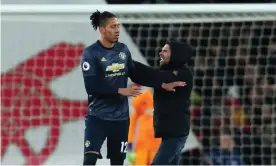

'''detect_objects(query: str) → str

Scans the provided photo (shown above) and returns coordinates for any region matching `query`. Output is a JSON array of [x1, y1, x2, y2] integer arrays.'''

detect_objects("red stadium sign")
[[1, 42, 87, 165]]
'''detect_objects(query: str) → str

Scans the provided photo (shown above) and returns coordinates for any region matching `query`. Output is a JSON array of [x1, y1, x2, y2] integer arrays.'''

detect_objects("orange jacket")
[[128, 90, 161, 152]]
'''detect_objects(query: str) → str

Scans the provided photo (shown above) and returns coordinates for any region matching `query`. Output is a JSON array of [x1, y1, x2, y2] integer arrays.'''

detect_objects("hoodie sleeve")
[[130, 61, 165, 87], [127, 50, 164, 88], [126, 45, 191, 88]]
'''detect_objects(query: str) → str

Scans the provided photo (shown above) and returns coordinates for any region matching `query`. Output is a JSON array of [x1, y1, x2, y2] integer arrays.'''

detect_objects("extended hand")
[[118, 85, 142, 97], [161, 81, 186, 92]]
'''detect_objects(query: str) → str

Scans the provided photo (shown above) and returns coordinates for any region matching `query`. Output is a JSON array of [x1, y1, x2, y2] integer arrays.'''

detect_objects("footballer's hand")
[[161, 81, 186, 92], [129, 83, 141, 88], [118, 86, 142, 97]]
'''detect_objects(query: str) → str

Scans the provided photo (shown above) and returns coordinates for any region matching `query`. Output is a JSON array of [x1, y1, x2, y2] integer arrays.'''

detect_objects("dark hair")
[[165, 39, 177, 46], [90, 10, 117, 31], [220, 127, 232, 136]]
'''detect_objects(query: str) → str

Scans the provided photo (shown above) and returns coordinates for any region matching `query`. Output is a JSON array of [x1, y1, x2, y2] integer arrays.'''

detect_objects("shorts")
[[84, 115, 129, 159]]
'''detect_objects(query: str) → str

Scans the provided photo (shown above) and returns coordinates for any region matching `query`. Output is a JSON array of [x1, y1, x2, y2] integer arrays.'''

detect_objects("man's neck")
[[99, 37, 114, 48]]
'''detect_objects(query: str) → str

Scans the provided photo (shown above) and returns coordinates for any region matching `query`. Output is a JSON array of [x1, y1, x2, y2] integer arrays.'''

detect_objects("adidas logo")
[[101, 57, 107, 62]]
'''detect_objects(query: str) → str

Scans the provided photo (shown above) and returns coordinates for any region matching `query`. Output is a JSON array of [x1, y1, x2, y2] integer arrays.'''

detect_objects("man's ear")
[[99, 26, 105, 34]]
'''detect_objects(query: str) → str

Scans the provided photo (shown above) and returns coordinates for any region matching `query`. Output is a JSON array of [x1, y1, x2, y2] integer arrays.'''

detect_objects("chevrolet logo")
[[106, 63, 125, 72]]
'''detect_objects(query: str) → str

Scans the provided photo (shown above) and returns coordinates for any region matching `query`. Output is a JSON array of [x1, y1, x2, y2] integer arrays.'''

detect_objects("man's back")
[[81, 40, 131, 120]]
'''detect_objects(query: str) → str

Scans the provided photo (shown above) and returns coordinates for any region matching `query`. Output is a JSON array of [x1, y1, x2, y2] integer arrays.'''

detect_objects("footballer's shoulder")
[[115, 42, 131, 54], [85, 42, 99, 51], [83, 42, 101, 57], [116, 41, 128, 49]]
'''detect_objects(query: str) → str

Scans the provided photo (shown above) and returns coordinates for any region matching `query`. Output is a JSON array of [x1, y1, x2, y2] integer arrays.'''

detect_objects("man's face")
[[100, 17, 120, 43], [260, 77, 274, 95], [244, 65, 258, 85], [159, 44, 171, 65], [235, 47, 247, 66], [220, 135, 234, 152]]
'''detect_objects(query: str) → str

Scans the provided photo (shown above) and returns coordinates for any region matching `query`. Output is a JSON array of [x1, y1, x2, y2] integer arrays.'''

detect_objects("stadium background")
[[1, 0, 275, 165]]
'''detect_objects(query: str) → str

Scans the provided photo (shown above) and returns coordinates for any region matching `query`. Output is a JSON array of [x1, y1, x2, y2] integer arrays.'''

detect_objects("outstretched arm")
[[125, 46, 185, 90], [128, 58, 185, 91], [128, 59, 163, 88]]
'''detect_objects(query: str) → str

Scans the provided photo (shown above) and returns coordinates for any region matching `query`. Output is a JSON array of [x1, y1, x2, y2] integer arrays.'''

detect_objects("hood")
[[161, 40, 193, 70]]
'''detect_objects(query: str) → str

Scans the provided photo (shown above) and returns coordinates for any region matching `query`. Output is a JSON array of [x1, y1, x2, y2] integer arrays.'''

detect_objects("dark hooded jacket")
[[153, 41, 193, 138], [129, 40, 194, 138]]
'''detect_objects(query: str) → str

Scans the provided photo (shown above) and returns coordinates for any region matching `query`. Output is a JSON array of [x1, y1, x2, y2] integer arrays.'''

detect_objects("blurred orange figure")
[[127, 89, 161, 165]]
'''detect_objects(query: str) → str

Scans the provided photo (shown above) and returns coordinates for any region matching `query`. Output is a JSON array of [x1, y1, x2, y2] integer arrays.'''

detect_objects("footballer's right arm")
[[81, 50, 119, 96]]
